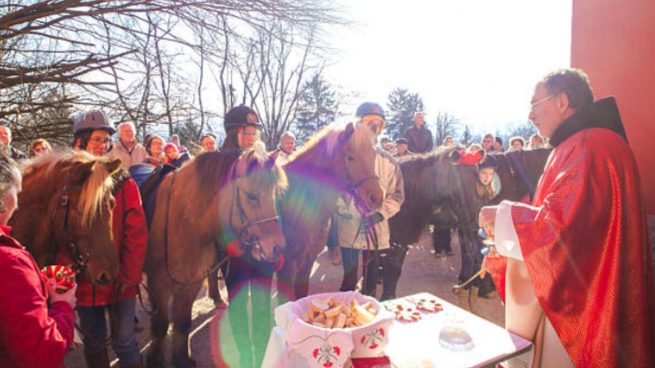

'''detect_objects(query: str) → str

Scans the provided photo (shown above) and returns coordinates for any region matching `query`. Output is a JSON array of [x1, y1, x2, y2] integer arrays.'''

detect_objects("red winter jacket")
[[57, 177, 148, 306], [0, 225, 75, 368]]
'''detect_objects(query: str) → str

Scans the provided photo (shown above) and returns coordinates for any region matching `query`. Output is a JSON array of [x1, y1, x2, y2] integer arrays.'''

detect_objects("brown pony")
[[145, 148, 288, 368], [278, 122, 383, 300], [11, 151, 121, 285]]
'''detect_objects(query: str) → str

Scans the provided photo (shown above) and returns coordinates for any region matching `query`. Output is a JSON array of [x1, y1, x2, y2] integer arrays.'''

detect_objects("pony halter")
[[227, 162, 282, 261], [57, 183, 90, 274]]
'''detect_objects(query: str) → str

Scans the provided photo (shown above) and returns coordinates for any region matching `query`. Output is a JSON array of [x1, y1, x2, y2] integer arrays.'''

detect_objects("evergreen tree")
[[292, 74, 339, 144], [460, 124, 473, 146], [385, 88, 424, 139]]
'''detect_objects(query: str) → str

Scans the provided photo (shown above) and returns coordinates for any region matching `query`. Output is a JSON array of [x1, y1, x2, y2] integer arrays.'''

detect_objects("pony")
[[10, 151, 121, 285], [390, 147, 552, 247], [389, 147, 481, 248], [278, 122, 384, 300], [145, 148, 288, 368]]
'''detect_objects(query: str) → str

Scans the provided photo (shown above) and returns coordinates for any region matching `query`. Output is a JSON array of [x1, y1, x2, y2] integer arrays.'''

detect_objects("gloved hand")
[[47, 278, 77, 309], [367, 212, 384, 225]]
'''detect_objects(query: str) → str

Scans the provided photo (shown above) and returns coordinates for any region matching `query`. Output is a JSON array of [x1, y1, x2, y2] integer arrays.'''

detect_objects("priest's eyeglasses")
[[530, 95, 554, 110]]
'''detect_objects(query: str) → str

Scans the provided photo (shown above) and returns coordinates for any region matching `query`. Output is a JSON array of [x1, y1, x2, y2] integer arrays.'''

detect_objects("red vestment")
[[493, 98, 654, 367]]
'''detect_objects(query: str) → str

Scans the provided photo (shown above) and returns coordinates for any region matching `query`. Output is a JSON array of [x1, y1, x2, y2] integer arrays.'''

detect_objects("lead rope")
[[352, 189, 379, 296]]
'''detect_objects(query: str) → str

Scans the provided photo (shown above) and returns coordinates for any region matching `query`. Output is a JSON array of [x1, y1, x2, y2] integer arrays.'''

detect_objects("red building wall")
[[571, 0, 655, 214]]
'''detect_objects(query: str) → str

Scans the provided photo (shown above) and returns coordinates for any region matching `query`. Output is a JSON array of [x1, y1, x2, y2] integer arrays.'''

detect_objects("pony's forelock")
[[78, 161, 114, 228], [243, 149, 288, 193], [22, 151, 115, 228]]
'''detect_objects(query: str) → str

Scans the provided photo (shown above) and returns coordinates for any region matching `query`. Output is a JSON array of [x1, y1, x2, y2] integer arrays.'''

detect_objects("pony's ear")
[[70, 161, 97, 185], [339, 122, 355, 143], [103, 158, 122, 176]]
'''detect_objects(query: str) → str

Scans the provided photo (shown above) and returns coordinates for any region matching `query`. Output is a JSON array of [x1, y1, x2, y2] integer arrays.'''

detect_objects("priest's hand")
[[479, 206, 498, 240]]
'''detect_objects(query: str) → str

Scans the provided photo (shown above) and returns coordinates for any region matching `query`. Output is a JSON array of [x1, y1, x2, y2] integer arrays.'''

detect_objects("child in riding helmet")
[[215, 105, 275, 367], [69, 110, 148, 368], [221, 105, 262, 151]]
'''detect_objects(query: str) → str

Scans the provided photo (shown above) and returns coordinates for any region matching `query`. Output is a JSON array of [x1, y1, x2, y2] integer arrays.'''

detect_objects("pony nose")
[[96, 271, 111, 286]]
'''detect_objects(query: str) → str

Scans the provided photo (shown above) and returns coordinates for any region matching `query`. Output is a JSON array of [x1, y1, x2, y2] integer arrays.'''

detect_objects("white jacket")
[[335, 149, 404, 250], [110, 140, 149, 170]]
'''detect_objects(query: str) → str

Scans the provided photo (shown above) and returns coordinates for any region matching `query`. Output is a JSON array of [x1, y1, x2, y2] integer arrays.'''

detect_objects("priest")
[[479, 69, 654, 367]]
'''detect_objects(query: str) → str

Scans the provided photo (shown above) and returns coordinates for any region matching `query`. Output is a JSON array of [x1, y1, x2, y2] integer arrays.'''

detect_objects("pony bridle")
[[57, 185, 90, 274], [228, 179, 281, 261], [345, 160, 379, 212]]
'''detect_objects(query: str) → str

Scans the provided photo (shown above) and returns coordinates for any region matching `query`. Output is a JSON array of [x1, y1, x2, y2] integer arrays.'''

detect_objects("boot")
[[457, 288, 471, 312], [84, 349, 110, 368], [469, 286, 480, 316]]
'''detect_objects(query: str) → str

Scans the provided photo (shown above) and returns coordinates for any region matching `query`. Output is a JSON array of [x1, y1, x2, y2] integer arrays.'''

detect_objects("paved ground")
[[65, 228, 505, 367]]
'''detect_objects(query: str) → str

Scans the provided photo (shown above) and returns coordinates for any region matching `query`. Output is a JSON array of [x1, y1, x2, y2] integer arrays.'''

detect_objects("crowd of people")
[[0, 67, 653, 368]]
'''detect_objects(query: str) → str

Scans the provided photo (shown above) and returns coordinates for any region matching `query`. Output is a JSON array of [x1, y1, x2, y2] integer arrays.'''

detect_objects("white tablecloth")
[[262, 292, 531, 368]]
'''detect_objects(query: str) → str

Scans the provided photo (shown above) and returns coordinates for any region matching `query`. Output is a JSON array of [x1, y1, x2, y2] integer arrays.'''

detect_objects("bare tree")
[[0, 0, 343, 145], [433, 112, 459, 147], [226, 21, 324, 148]]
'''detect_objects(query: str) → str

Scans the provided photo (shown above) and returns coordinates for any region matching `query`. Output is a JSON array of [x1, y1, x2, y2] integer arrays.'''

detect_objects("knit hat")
[[164, 143, 178, 152], [478, 154, 499, 170], [223, 105, 261, 133]]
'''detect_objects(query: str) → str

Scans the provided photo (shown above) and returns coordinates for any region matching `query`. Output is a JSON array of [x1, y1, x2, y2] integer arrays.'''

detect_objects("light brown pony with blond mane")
[[11, 151, 121, 285], [145, 148, 287, 368], [278, 122, 383, 300]]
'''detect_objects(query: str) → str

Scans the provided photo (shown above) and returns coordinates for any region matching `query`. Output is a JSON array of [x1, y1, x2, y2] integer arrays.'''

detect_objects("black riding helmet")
[[223, 105, 262, 133]]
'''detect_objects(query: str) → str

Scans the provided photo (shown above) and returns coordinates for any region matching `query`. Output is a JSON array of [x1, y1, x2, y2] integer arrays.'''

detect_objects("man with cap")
[[334, 102, 405, 300], [0, 122, 26, 160], [69, 110, 148, 368], [394, 137, 411, 157], [405, 111, 433, 153]]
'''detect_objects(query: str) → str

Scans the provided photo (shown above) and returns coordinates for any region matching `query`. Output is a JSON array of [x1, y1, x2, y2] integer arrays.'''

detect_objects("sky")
[[324, 0, 572, 133]]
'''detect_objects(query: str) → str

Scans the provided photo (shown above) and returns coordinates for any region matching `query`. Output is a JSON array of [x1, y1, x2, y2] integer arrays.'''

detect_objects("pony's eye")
[[246, 193, 257, 201], [346, 155, 355, 162]]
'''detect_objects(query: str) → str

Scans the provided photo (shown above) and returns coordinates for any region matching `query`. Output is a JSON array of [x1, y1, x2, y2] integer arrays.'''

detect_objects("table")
[[262, 292, 532, 368]]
